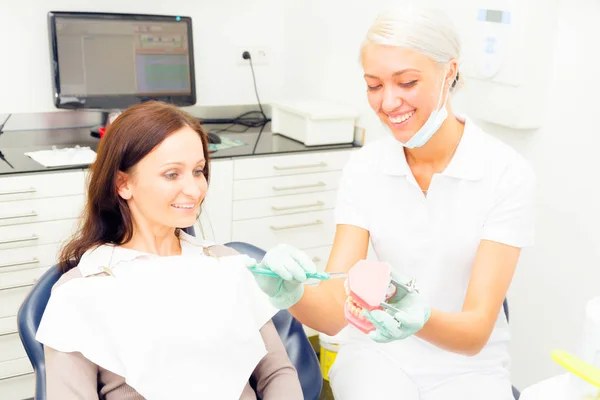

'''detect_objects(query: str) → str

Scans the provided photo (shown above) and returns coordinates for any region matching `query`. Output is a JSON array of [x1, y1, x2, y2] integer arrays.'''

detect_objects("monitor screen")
[[48, 12, 196, 110]]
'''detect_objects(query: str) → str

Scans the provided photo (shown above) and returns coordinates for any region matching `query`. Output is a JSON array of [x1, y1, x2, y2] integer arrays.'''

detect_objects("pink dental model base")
[[344, 260, 394, 334]]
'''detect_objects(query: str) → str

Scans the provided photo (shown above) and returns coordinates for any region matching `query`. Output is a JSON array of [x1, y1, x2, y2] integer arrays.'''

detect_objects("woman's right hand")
[[252, 244, 317, 309]]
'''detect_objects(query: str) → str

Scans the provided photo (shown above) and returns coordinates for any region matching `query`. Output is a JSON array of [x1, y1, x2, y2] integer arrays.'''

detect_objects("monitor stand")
[[90, 110, 122, 139]]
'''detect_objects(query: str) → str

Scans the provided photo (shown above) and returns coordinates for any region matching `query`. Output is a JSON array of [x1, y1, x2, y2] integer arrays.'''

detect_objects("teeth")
[[347, 296, 363, 318], [172, 204, 195, 209], [389, 111, 414, 124]]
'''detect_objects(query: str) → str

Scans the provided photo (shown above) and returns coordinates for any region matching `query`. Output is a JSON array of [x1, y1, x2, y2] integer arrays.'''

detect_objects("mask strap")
[[435, 69, 452, 112]]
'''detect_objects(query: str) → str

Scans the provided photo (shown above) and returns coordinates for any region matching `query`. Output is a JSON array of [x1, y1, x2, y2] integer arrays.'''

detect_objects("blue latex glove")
[[361, 272, 431, 343], [251, 244, 317, 309]]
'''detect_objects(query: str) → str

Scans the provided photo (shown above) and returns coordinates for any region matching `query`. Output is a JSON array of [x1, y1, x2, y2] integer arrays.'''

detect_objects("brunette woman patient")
[[35, 101, 303, 400]]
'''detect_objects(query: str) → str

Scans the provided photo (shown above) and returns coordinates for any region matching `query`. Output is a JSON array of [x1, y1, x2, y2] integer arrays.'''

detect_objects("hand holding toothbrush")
[[248, 244, 318, 309]]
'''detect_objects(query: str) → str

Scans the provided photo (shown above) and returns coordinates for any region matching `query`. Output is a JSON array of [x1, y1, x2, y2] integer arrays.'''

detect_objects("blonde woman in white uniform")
[[250, 6, 535, 399]]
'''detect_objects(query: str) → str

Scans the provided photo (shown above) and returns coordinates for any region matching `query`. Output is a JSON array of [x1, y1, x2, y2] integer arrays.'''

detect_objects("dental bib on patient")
[[36, 253, 277, 400]]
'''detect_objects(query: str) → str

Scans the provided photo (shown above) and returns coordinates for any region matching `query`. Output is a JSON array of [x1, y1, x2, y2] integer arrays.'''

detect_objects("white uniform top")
[[334, 116, 535, 373]]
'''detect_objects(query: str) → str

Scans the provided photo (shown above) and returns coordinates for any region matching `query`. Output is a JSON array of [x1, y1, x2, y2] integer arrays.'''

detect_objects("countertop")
[[0, 123, 360, 176]]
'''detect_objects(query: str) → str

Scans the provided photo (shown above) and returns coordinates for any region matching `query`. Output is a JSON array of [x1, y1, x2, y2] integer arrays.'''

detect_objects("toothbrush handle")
[[248, 266, 331, 280], [248, 266, 281, 277], [306, 271, 331, 280]]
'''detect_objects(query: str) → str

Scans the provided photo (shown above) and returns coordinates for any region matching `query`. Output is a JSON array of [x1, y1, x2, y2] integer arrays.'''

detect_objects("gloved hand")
[[361, 272, 431, 343], [251, 244, 317, 309]]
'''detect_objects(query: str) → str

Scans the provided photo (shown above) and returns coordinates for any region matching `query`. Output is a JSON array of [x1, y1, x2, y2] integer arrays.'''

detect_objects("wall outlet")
[[237, 46, 271, 66]]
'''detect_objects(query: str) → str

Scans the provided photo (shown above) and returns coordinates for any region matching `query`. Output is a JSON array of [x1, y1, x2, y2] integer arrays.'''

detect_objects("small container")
[[318, 332, 347, 381], [270, 99, 358, 146]]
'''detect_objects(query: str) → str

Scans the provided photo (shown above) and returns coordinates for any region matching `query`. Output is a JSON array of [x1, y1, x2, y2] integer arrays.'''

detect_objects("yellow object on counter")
[[551, 349, 600, 388]]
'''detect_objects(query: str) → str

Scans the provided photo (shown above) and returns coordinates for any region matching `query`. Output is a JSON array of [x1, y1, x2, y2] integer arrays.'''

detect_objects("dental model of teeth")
[[343, 260, 396, 334]]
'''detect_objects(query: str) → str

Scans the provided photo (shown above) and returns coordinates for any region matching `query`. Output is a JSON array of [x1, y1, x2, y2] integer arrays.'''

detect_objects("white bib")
[[36, 253, 277, 399]]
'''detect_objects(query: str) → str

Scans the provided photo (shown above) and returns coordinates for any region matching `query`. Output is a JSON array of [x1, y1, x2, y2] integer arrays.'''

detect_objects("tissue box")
[[270, 100, 358, 146]]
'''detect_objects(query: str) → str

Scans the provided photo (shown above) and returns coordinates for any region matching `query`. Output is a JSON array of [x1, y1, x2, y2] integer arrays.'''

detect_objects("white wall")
[[281, 0, 396, 130], [281, 0, 600, 391], [487, 0, 600, 389], [0, 0, 286, 113]]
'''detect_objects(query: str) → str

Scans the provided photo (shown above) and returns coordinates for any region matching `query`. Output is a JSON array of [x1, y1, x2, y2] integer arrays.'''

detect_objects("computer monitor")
[[48, 11, 196, 110]]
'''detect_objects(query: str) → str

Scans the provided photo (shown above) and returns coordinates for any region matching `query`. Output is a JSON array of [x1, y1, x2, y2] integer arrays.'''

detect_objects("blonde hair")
[[361, 6, 462, 88]]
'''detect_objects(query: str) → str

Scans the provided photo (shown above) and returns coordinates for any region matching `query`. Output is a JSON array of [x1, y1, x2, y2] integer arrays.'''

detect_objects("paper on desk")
[[24, 146, 97, 167]]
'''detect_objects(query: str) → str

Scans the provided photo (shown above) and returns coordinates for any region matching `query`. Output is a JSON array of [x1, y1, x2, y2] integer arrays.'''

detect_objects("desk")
[[0, 123, 358, 176]]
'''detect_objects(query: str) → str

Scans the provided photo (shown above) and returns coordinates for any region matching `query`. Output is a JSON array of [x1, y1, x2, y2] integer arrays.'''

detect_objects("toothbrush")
[[248, 265, 418, 294], [247, 266, 347, 281]]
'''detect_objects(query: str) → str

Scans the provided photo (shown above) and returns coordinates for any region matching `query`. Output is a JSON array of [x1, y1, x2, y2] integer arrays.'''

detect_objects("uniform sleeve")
[[252, 320, 303, 400], [334, 153, 371, 231], [481, 157, 536, 247], [45, 346, 100, 400]]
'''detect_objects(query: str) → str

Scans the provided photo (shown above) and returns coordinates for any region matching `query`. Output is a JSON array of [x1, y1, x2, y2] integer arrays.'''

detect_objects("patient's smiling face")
[[117, 125, 208, 232]]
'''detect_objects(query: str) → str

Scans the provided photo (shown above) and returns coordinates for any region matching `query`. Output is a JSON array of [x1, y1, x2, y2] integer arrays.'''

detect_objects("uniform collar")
[[379, 115, 484, 181]]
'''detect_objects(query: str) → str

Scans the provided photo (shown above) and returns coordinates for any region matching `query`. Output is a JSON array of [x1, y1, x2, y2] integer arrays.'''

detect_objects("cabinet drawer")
[[0, 195, 84, 227], [0, 332, 26, 364], [303, 245, 332, 272], [0, 283, 35, 319], [232, 210, 336, 251], [233, 171, 341, 201], [0, 358, 34, 400], [0, 371, 34, 400], [233, 150, 351, 180], [233, 191, 337, 221], [0, 267, 50, 291], [0, 219, 79, 250], [0, 170, 85, 203], [0, 243, 61, 273], [0, 317, 17, 337]]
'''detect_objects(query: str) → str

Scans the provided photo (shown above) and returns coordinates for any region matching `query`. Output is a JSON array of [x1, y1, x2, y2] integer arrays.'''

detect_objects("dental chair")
[[504, 299, 521, 400], [224, 241, 323, 400], [16, 228, 322, 400]]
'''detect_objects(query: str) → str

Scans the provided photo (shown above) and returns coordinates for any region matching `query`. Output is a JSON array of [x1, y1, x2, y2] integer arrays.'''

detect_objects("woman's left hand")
[[361, 274, 431, 343]]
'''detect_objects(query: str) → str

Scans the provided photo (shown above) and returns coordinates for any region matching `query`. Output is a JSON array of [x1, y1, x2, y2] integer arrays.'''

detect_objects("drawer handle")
[[270, 219, 323, 231], [0, 211, 37, 221], [0, 371, 32, 381], [0, 258, 40, 269], [273, 162, 327, 171], [0, 234, 39, 245], [272, 182, 326, 192], [0, 329, 18, 337], [0, 187, 36, 196], [272, 201, 324, 212], [0, 279, 36, 291], [312, 257, 321, 263]]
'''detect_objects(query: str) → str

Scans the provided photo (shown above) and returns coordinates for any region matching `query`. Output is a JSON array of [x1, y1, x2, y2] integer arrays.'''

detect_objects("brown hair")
[[59, 101, 210, 272]]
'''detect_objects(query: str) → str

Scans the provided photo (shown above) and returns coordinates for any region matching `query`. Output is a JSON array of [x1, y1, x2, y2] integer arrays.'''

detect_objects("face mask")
[[382, 71, 451, 149]]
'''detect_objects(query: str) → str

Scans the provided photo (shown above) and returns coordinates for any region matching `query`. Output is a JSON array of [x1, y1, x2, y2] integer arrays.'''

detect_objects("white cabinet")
[[230, 150, 354, 272], [0, 170, 86, 399], [196, 159, 234, 244]]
